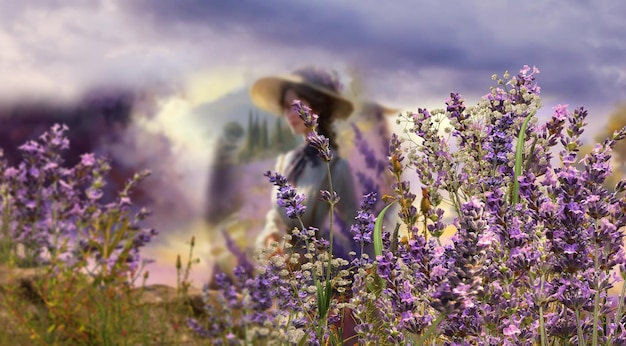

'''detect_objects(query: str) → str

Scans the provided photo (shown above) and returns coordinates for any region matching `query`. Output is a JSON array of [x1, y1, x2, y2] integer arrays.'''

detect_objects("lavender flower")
[[292, 99, 319, 129], [350, 192, 377, 246], [1, 123, 156, 284], [265, 171, 306, 219], [291, 99, 333, 162], [189, 66, 626, 344]]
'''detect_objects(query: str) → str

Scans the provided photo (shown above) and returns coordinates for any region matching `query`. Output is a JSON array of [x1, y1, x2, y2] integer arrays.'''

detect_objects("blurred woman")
[[250, 66, 360, 261]]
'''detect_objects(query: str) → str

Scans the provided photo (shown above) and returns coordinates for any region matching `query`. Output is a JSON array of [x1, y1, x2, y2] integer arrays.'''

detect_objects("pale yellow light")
[[185, 68, 247, 108]]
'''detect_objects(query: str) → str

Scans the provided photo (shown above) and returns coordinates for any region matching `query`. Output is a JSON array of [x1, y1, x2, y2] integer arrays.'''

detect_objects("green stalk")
[[312, 162, 340, 339], [389, 222, 400, 254], [325, 163, 335, 286], [292, 211, 325, 339], [452, 190, 463, 217], [416, 313, 446, 345], [539, 306, 547, 344], [608, 278, 626, 346], [576, 309, 585, 346], [539, 272, 547, 346], [592, 241, 600, 346]]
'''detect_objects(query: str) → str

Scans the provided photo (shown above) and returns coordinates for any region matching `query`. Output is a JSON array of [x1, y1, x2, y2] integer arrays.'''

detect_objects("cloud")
[[1, 0, 623, 143], [0, 0, 240, 101], [118, 0, 626, 110]]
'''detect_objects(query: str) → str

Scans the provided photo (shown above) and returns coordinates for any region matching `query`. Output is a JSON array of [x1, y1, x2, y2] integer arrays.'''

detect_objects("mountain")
[[189, 87, 277, 136]]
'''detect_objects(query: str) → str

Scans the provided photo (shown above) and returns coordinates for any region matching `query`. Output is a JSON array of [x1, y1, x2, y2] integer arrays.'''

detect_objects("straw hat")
[[360, 101, 401, 117], [250, 66, 354, 120]]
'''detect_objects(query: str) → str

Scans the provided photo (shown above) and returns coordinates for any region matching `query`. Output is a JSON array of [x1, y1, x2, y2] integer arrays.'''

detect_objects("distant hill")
[[189, 87, 277, 136]]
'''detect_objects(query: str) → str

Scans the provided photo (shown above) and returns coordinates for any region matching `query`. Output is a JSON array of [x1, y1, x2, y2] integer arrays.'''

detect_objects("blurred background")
[[0, 0, 624, 288]]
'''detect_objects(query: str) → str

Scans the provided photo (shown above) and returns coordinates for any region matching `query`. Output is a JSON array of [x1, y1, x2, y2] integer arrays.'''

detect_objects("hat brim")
[[360, 102, 401, 116], [250, 74, 354, 120], [379, 105, 401, 116]]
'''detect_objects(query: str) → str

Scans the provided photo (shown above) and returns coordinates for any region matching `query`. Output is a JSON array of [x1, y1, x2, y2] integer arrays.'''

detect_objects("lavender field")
[[1, 66, 626, 345], [187, 66, 626, 345]]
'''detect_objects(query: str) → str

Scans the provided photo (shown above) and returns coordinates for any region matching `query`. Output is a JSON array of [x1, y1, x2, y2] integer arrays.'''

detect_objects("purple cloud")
[[117, 0, 625, 107]]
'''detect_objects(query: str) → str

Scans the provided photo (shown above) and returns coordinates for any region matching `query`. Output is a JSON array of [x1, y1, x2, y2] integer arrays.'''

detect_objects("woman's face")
[[282, 89, 310, 135]]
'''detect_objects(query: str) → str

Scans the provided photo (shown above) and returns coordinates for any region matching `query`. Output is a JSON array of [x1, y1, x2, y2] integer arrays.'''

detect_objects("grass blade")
[[373, 203, 394, 258], [512, 110, 537, 205]]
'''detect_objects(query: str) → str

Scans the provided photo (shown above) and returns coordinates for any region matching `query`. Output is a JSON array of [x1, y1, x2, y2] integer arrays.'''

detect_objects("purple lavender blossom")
[[1, 124, 156, 280], [319, 190, 340, 204], [292, 99, 319, 129], [291, 99, 333, 162], [446, 92, 473, 148], [306, 132, 333, 162], [350, 192, 377, 246], [351, 123, 379, 171], [265, 171, 306, 219], [431, 197, 487, 324], [355, 171, 380, 199], [187, 66, 626, 343], [446, 93, 467, 122]]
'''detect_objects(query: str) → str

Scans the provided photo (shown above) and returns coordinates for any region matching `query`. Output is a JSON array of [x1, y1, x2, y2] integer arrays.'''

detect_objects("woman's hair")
[[279, 82, 339, 149]]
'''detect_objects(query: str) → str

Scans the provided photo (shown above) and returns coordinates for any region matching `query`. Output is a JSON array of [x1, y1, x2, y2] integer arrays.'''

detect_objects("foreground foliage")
[[189, 66, 626, 345], [0, 125, 206, 345], [1, 66, 625, 345]]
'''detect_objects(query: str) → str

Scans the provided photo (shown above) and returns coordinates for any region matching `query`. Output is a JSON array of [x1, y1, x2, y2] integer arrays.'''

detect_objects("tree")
[[251, 112, 260, 150], [246, 110, 253, 154], [271, 117, 283, 150], [262, 118, 269, 148], [206, 121, 245, 223], [223, 121, 244, 140]]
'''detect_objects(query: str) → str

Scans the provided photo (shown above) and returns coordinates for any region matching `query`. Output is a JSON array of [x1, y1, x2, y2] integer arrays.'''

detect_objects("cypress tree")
[[271, 117, 283, 151], [262, 118, 269, 148], [246, 110, 253, 155], [251, 112, 260, 155], [281, 120, 297, 151]]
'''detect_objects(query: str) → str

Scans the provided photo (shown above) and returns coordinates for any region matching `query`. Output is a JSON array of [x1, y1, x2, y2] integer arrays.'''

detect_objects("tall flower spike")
[[351, 192, 377, 245], [292, 99, 319, 130], [306, 132, 333, 162], [292, 99, 333, 162], [265, 171, 306, 219]]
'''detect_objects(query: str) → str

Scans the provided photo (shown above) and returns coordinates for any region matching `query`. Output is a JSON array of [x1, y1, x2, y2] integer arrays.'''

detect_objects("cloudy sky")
[[2, 0, 625, 286], [2, 1, 625, 116]]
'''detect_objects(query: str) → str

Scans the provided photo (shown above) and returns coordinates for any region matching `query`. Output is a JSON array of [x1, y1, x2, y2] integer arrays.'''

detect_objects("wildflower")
[[306, 132, 333, 162], [265, 171, 306, 219], [350, 192, 377, 245], [81, 153, 96, 166], [503, 322, 521, 336], [0, 122, 160, 339], [552, 104, 569, 121], [375, 250, 396, 281], [352, 124, 379, 171], [292, 99, 318, 129], [189, 66, 626, 343], [552, 277, 593, 311]]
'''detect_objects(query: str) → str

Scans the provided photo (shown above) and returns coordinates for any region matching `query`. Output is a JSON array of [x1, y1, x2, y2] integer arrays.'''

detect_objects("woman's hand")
[[265, 234, 300, 272], [265, 233, 284, 257], [265, 233, 281, 248]]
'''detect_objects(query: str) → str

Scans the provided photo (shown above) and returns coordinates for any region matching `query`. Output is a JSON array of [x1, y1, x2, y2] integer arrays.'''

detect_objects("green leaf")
[[316, 280, 324, 318], [365, 268, 386, 296], [322, 285, 330, 320], [297, 334, 308, 346], [374, 203, 395, 258], [512, 110, 537, 205]]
